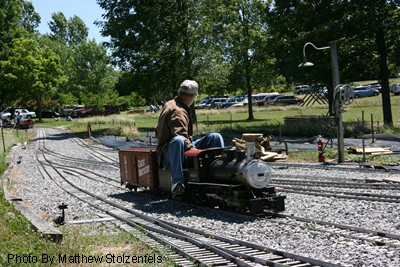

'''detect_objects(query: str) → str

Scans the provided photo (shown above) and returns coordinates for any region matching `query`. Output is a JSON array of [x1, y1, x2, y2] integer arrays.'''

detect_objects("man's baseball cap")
[[179, 80, 198, 95]]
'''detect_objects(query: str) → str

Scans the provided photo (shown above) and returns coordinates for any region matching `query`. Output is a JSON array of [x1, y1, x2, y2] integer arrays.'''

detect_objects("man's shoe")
[[172, 183, 185, 199]]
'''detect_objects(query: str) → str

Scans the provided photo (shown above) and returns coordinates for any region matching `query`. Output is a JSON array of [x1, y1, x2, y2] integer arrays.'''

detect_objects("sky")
[[29, 0, 109, 43]]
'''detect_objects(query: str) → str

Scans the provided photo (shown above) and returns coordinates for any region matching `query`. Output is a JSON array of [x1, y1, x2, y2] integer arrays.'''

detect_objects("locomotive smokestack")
[[246, 142, 256, 160]]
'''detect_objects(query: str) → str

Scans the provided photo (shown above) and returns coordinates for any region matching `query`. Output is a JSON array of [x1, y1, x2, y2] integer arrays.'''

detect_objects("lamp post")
[[298, 41, 345, 163]]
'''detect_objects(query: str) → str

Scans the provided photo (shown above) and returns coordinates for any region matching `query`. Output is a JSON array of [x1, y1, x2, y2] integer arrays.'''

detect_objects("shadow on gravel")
[[34, 131, 71, 142], [108, 191, 257, 223]]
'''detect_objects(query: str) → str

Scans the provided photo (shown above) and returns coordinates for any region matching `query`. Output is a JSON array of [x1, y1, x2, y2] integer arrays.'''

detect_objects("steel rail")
[[55, 127, 119, 154], [40, 160, 120, 185], [41, 145, 119, 166], [273, 214, 400, 248], [41, 127, 119, 164], [276, 187, 400, 203], [270, 162, 399, 174], [35, 139, 255, 266], [34, 128, 339, 267], [36, 130, 219, 266], [272, 178, 400, 190]]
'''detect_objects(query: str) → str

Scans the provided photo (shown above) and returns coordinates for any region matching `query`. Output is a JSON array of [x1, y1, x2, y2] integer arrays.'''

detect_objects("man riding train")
[[155, 80, 225, 199]]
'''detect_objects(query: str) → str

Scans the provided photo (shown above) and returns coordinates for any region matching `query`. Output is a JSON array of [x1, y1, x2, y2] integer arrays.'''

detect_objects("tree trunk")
[[246, 71, 254, 121], [376, 26, 393, 126]]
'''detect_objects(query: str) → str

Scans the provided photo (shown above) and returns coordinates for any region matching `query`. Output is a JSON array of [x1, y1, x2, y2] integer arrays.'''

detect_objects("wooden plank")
[[347, 146, 393, 154]]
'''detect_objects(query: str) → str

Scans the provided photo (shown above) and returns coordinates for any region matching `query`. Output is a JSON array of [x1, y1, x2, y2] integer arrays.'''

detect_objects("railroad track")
[[273, 177, 400, 190], [52, 127, 119, 164], [272, 175, 400, 203], [40, 145, 119, 167], [34, 128, 341, 267], [268, 214, 400, 248], [270, 162, 400, 174], [276, 187, 400, 203]]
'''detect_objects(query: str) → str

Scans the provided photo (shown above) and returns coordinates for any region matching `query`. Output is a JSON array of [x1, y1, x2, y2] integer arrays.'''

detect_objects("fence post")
[[1, 127, 5, 153], [362, 139, 366, 162], [371, 114, 374, 143], [362, 110, 364, 129]]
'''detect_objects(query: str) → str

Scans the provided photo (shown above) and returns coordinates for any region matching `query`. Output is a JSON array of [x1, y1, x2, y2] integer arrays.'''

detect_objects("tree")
[[48, 12, 68, 43], [341, 0, 400, 126], [0, 0, 40, 103], [266, 0, 400, 126], [48, 12, 88, 46], [96, 0, 220, 100], [211, 0, 275, 120], [0, 37, 66, 121], [47, 13, 117, 107], [64, 40, 116, 103]]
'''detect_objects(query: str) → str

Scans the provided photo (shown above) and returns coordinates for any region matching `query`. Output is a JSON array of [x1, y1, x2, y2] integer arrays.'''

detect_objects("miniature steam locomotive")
[[119, 145, 285, 215]]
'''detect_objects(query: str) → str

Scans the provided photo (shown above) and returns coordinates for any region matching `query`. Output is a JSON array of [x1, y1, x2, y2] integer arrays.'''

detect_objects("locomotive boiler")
[[119, 144, 285, 215]]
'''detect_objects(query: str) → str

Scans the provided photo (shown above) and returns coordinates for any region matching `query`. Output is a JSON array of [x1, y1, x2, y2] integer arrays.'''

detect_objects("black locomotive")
[[119, 145, 285, 215]]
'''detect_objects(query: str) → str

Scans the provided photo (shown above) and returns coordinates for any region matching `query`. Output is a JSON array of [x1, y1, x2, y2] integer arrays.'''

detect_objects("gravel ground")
[[6, 127, 400, 267]]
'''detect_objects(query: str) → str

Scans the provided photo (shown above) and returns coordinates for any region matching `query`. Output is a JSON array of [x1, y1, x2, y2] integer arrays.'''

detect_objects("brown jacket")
[[155, 97, 194, 165]]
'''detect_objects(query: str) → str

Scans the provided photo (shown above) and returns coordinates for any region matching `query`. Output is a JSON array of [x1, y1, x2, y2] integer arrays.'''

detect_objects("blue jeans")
[[163, 132, 224, 191]]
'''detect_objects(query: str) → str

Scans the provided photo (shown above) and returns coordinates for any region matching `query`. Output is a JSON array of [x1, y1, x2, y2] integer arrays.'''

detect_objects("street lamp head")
[[298, 57, 314, 68]]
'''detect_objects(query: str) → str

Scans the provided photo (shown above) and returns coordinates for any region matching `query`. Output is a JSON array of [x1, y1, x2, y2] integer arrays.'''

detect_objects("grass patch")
[[0, 129, 173, 267], [33, 94, 400, 139], [0, 197, 171, 266], [0, 129, 31, 174]]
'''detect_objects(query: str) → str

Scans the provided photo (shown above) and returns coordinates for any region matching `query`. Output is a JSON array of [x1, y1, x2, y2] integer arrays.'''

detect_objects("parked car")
[[262, 94, 283, 105], [61, 105, 84, 116], [219, 97, 244, 108], [270, 95, 302, 105], [364, 82, 382, 91], [252, 93, 280, 106], [390, 84, 400, 95], [352, 86, 380, 98], [41, 110, 60, 118], [207, 98, 228, 108], [195, 99, 209, 109], [293, 85, 311, 94], [0, 107, 36, 120], [72, 107, 92, 118], [15, 108, 36, 120], [17, 109, 36, 119], [0, 107, 19, 120], [91, 105, 120, 116], [72, 104, 121, 117]]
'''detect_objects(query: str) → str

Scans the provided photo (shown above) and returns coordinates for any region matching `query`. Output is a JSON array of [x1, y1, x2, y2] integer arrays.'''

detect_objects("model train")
[[119, 144, 285, 215]]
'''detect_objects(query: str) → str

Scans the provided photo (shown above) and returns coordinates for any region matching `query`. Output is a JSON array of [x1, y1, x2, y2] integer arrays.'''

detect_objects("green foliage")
[[43, 12, 120, 109], [0, 37, 66, 117], [63, 40, 114, 102], [48, 12, 88, 45], [3, 0, 400, 128], [127, 92, 146, 110], [266, 0, 400, 125], [98, 0, 237, 100], [0, 0, 41, 103]]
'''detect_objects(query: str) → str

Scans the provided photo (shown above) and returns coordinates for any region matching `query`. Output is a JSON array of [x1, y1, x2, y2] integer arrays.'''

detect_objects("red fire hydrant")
[[317, 139, 325, 162]]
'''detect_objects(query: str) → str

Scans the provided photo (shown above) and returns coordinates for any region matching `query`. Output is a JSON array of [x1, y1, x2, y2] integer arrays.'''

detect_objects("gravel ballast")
[[6, 127, 400, 267]]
